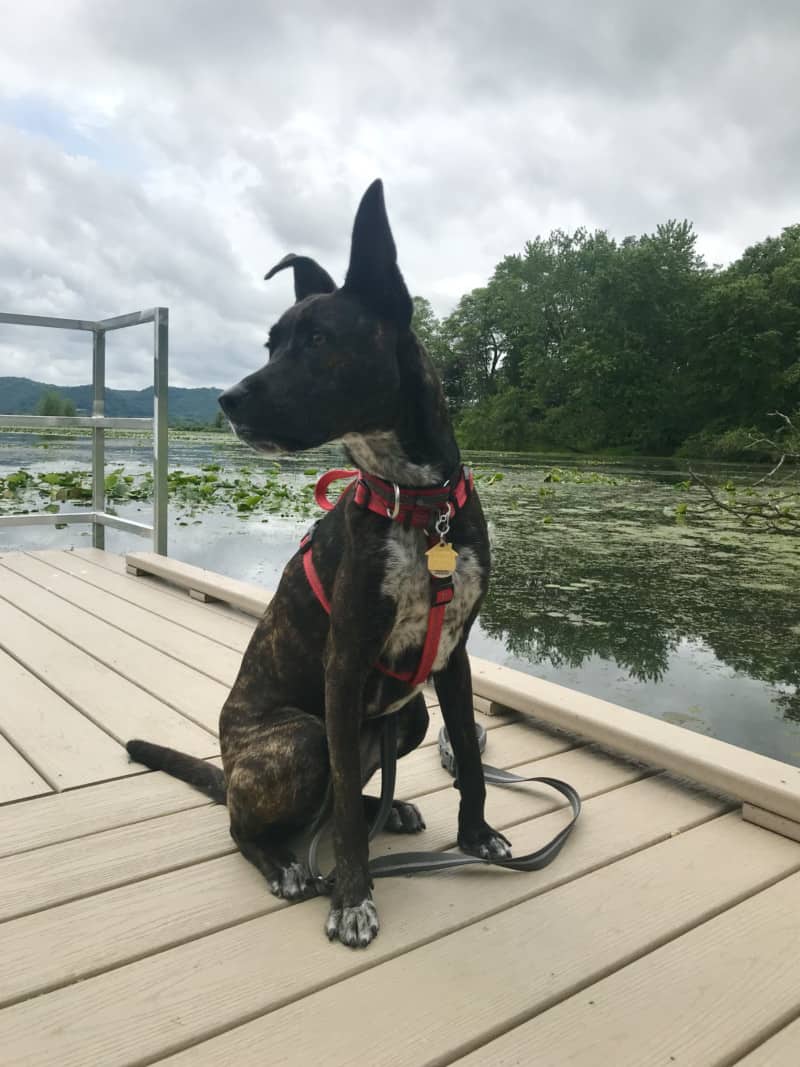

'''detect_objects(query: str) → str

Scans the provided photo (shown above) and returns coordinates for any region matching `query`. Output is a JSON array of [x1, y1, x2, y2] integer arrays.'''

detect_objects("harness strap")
[[300, 527, 453, 686], [301, 534, 331, 613]]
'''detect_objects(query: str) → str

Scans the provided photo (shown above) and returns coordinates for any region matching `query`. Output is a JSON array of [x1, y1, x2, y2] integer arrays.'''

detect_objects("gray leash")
[[308, 714, 581, 893]]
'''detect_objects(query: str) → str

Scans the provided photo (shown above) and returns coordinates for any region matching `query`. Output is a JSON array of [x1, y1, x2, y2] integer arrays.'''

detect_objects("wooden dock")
[[1, 546, 800, 1066]]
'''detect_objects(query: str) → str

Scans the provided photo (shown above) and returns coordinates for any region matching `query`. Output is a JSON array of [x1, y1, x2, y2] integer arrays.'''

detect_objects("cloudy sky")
[[1, 1, 798, 390]]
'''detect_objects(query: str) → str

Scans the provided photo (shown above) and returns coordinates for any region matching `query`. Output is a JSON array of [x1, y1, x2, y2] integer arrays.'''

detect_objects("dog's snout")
[[218, 383, 246, 417]]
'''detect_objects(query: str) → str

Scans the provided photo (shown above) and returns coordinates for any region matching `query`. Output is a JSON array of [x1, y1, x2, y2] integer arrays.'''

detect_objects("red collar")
[[313, 465, 473, 528]]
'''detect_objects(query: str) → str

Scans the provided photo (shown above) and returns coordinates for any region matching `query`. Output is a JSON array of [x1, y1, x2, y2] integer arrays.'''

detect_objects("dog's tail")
[[126, 739, 227, 804]]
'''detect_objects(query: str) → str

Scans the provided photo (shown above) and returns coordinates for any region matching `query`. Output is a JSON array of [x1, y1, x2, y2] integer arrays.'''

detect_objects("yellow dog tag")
[[425, 541, 458, 577]]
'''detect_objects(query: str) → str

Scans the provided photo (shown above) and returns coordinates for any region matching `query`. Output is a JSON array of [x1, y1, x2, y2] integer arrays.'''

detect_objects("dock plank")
[[0, 779, 730, 1067], [472, 657, 800, 824], [0, 745, 645, 1007], [0, 765, 220, 859], [37, 549, 253, 650], [151, 814, 800, 1067], [2, 552, 242, 685], [0, 734, 51, 804], [0, 647, 126, 789], [736, 1016, 800, 1066], [0, 597, 218, 754], [0, 803, 233, 923], [125, 550, 271, 617], [73, 546, 259, 626], [0, 565, 228, 732], [454, 869, 800, 1067]]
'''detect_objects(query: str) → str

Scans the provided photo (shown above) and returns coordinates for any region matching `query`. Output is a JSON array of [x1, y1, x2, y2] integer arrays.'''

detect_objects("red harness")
[[299, 465, 473, 687]]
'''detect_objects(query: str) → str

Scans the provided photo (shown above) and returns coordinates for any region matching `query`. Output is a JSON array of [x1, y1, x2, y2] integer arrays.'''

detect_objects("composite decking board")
[[1, 552, 243, 686], [0, 733, 51, 804], [471, 657, 800, 824], [0, 764, 222, 859], [0, 803, 234, 924], [0, 853, 279, 1009], [0, 565, 228, 731], [736, 1015, 800, 1066], [0, 596, 218, 755], [150, 814, 800, 1067], [126, 550, 272, 617], [0, 745, 647, 1008], [73, 547, 261, 626], [0, 780, 730, 1067], [36, 549, 255, 650], [453, 867, 800, 1067], [0, 645, 127, 789]]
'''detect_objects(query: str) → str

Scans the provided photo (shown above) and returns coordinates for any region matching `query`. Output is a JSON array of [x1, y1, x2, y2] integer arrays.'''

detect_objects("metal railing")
[[0, 308, 169, 555]]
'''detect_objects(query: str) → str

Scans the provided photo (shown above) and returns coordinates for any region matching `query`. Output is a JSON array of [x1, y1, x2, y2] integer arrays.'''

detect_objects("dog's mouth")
[[231, 424, 304, 455]]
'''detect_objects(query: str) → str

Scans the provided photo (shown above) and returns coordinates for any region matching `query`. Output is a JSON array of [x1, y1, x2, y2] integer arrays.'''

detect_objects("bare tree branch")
[[686, 412, 799, 536]]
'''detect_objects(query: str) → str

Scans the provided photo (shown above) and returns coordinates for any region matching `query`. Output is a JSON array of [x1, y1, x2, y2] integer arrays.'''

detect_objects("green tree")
[[36, 390, 76, 417], [694, 225, 800, 433], [416, 217, 799, 455]]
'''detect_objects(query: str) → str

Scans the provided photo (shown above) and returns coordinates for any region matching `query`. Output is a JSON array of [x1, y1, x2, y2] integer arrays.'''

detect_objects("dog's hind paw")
[[385, 799, 426, 833], [268, 862, 317, 901], [326, 897, 379, 948]]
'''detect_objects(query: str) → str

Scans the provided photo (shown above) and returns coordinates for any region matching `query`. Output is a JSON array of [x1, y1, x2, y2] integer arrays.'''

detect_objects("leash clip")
[[386, 482, 401, 519], [435, 506, 451, 544]]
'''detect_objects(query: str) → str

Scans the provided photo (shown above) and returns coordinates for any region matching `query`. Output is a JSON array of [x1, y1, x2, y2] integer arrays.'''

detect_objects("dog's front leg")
[[434, 643, 511, 859], [323, 655, 378, 948]]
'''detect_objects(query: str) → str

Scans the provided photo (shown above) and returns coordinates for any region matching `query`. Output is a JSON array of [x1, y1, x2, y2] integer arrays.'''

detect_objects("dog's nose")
[[218, 383, 245, 416]]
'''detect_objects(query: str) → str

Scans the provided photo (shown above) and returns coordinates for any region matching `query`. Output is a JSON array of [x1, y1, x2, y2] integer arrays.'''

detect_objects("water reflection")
[[469, 453, 800, 757]]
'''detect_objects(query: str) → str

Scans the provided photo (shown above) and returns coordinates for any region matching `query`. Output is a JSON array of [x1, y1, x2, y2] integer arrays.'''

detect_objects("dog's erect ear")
[[344, 179, 413, 329], [264, 254, 337, 301]]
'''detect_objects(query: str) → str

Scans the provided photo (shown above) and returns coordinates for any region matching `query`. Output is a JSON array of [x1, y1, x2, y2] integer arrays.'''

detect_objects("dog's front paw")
[[326, 896, 379, 948], [459, 822, 512, 861], [268, 861, 317, 901], [385, 799, 426, 834]]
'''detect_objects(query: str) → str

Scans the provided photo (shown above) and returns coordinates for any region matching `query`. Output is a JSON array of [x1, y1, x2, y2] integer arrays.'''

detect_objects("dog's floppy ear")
[[344, 179, 413, 329], [264, 254, 337, 301]]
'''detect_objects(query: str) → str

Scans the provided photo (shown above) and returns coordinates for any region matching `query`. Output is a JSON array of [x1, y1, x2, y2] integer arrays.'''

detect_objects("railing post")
[[153, 308, 169, 556], [92, 328, 106, 549]]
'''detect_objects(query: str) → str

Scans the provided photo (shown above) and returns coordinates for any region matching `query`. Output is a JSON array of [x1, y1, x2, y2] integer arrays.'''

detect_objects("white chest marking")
[[380, 526, 484, 673]]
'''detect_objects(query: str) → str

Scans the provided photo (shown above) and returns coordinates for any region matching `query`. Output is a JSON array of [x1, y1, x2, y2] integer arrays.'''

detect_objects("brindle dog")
[[127, 180, 511, 948]]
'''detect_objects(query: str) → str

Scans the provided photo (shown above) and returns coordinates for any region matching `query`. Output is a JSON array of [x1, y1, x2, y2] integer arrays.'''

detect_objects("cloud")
[[1, 0, 799, 387]]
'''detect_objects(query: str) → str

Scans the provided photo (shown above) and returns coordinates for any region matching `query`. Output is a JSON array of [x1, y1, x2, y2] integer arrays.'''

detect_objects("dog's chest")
[[380, 526, 483, 672]]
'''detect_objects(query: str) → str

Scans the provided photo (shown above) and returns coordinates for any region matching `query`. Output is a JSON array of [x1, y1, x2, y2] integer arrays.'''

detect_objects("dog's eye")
[[311, 332, 326, 347]]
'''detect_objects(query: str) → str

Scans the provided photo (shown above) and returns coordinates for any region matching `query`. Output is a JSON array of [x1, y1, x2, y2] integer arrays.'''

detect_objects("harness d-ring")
[[386, 482, 400, 519]]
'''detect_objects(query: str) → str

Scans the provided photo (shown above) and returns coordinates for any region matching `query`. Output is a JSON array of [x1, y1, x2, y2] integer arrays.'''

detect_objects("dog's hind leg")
[[361, 692, 429, 834], [225, 707, 329, 901]]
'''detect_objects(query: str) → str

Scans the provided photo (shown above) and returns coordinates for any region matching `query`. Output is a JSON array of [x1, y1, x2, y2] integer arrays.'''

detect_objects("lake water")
[[1, 431, 798, 765]]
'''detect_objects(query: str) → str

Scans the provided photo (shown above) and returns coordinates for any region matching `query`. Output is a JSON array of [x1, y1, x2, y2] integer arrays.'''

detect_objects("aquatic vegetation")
[[542, 466, 623, 486], [0, 463, 318, 521]]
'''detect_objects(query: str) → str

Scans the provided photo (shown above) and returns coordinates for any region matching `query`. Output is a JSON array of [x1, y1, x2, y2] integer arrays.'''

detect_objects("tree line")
[[413, 222, 800, 457]]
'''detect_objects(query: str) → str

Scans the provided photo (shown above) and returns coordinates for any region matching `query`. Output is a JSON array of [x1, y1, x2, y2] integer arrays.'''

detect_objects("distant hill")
[[0, 376, 223, 427]]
